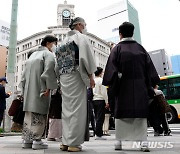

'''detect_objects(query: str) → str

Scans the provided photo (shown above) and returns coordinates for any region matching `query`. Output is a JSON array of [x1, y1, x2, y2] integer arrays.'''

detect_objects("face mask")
[[51, 44, 56, 53], [82, 26, 87, 34]]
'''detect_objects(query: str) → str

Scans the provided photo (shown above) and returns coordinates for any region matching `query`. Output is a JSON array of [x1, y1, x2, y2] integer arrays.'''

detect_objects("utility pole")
[[4, 0, 18, 132]]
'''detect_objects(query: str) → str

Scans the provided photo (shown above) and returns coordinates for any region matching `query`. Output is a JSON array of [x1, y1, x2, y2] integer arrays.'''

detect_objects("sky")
[[0, 0, 180, 55]]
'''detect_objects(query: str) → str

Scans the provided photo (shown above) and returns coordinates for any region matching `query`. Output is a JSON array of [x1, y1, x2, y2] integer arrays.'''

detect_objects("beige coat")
[[20, 47, 58, 114]]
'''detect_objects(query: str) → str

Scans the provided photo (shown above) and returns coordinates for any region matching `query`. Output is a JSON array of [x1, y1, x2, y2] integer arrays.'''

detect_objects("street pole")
[[4, 0, 18, 132]]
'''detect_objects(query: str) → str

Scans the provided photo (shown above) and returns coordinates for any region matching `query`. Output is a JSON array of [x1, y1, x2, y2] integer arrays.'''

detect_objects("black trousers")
[[93, 100, 105, 137], [88, 101, 95, 132], [148, 101, 169, 133], [0, 109, 5, 127], [160, 113, 169, 133]]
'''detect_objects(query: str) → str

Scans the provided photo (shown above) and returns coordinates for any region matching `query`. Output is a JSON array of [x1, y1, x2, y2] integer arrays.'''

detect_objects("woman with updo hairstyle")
[[20, 35, 58, 150]]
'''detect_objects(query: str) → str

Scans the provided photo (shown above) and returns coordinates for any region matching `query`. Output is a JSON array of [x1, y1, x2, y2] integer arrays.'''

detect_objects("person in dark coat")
[[47, 87, 62, 141], [10, 95, 25, 132], [0, 77, 11, 137], [149, 85, 171, 136], [102, 22, 160, 152]]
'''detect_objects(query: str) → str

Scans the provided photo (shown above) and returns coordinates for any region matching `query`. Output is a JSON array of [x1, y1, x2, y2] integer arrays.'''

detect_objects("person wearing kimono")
[[56, 17, 96, 152], [103, 22, 160, 152], [20, 35, 58, 150]]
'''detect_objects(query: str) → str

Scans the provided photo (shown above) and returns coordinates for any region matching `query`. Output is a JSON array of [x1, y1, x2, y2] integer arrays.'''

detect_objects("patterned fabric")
[[56, 41, 79, 74], [22, 111, 47, 141], [47, 119, 62, 139]]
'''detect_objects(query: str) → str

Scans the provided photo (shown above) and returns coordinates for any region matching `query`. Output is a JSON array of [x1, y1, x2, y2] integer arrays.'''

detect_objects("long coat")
[[103, 39, 160, 118], [56, 30, 96, 146], [0, 84, 10, 110], [20, 47, 58, 115]]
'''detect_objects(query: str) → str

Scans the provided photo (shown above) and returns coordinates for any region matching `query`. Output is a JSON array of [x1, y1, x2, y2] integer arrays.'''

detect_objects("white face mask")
[[51, 44, 56, 53], [82, 26, 87, 34]]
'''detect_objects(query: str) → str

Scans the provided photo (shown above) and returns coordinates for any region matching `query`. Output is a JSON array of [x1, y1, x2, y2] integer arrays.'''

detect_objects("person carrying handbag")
[[47, 87, 62, 141], [149, 85, 171, 136]]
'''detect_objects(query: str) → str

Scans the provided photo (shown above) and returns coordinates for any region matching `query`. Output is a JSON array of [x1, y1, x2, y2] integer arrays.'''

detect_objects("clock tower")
[[57, 0, 75, 27]]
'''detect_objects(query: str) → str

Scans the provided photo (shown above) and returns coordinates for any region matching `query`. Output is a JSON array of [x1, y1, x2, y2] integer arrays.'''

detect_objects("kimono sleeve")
[[19, 70, 26, 96], [102, 46, 118, 86], [145, 52, 160, 87], [76, 34, 96, 87], [40, 51, 58, 90]]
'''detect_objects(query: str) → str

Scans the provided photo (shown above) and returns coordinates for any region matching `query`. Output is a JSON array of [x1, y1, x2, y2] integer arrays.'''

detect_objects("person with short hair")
[[93, 67, 109, 140], [56, 17, 96, 152], [0, 77, 11, 137], [20, 35, 58, 150], [103, 22, 160, 152]]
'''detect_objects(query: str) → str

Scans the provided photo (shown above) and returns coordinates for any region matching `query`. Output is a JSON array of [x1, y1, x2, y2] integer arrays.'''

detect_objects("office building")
[[97, 0, 141, 44]]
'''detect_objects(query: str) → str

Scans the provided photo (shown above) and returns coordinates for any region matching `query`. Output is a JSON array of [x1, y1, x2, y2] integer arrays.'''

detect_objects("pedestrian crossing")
[[148, 127, 180, 133]]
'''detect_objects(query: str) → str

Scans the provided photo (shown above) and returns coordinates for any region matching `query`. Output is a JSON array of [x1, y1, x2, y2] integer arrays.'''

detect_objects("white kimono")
[[56, 30, 96, 146]]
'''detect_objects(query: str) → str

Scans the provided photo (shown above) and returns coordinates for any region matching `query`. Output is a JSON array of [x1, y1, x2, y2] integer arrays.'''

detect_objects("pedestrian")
[[9, 95, 25, 132], [47, 87, 62, 141], [56, 17, 96, 152], [93, 67, 109, 140], [87, 87, 96, 137], [20, 35, 58, 150], [103, 22, 160, 152], [150, 85, 171, 136], [0, 77, 11, 137]]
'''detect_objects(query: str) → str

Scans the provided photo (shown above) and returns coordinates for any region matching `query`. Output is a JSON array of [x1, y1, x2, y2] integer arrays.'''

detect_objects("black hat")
[[0, 77, 8, 83]]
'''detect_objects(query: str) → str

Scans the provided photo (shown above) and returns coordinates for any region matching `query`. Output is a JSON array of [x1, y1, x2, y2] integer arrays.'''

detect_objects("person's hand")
[[105, 103, 109, 109], [43, 89, 50, 97], [90, 77, 95, 88], [7, 91, 12, 95]]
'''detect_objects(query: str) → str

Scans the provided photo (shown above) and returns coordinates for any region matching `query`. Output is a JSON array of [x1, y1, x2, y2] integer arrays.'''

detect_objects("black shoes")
[[154, 129, 172, 136], [164, 129, 172, 136], [154, 131, 163, 136]]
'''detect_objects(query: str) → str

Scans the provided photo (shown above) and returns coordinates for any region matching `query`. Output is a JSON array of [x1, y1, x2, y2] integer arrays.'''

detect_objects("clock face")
[[63, 10, 70, 17]]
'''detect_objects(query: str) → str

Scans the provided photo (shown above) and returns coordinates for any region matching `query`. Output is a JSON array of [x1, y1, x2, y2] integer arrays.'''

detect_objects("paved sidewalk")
[[0, 132, 180, 154]]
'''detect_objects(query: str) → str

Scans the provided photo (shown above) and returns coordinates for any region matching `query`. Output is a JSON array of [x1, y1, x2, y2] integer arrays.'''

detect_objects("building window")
[[62, 18, 71, 26], [16, 56, 19, 63], [63, 34, 66, 40], [15, 76, 18, 82], [59, 34, 62, 41]]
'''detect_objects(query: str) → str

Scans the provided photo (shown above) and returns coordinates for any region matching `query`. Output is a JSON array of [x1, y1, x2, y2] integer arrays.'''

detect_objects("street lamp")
[[5, 0, 19, 132]]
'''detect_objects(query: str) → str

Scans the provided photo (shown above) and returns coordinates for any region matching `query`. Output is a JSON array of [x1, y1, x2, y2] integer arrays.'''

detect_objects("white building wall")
[[14, 1, 111, 93], [14, 29, 110, 93]]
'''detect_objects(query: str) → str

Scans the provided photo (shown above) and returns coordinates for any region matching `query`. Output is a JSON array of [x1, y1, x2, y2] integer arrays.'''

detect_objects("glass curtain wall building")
[[171, 55, 180, 74], [97, 0, 141, 44]]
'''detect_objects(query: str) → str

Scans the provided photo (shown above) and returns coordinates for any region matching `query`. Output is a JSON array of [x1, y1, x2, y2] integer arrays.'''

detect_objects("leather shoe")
[[60, 144, 68, 151], [68, 146, 82, 152]]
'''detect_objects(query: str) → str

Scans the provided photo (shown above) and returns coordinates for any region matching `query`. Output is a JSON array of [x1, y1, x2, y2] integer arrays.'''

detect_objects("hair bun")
[[69, 19, 74, 29]]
